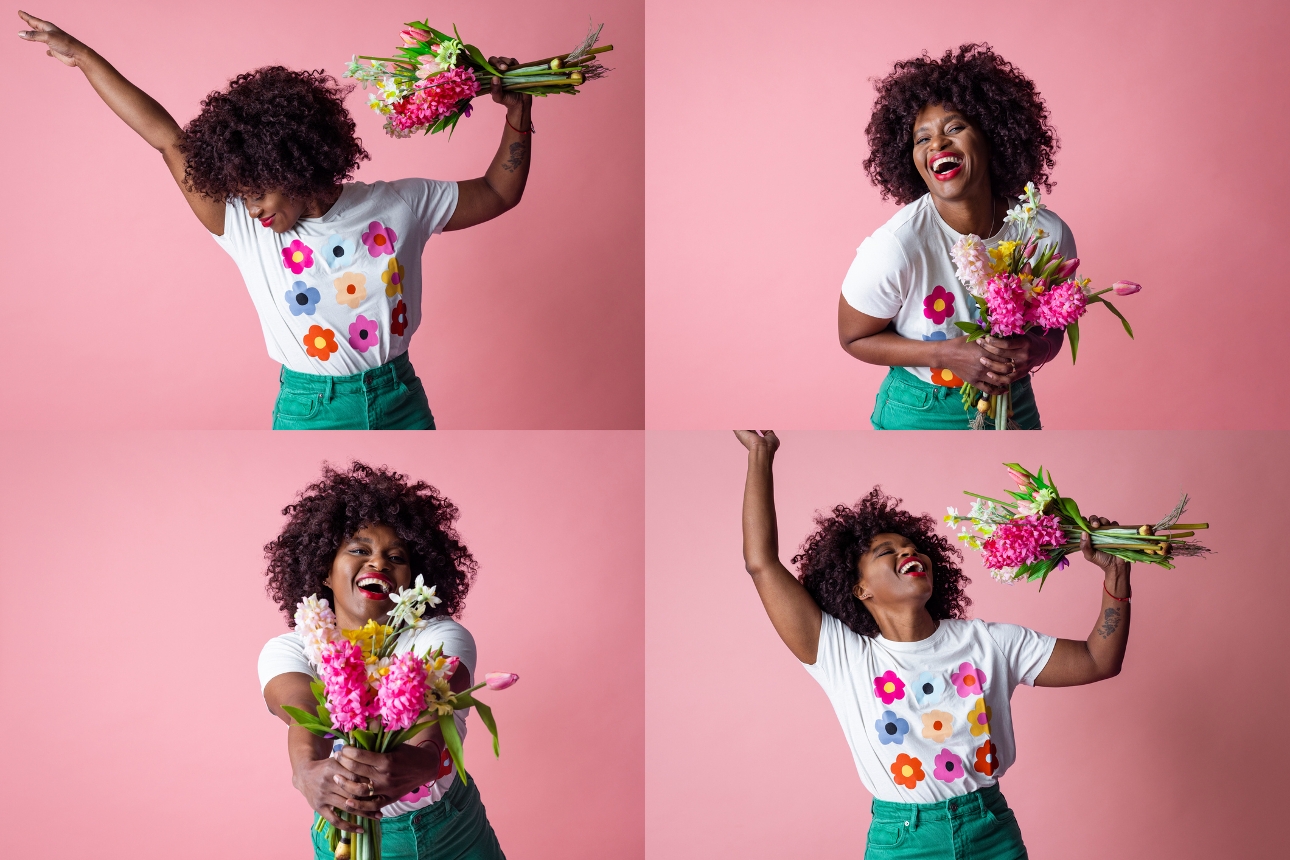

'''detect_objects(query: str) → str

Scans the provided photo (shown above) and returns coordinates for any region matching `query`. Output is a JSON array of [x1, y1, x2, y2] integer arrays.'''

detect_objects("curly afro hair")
[[179, 66, 369, 201], [264, 461, 476, 627], [863, 43, 1058, 206], [792, 487, 971, 637]]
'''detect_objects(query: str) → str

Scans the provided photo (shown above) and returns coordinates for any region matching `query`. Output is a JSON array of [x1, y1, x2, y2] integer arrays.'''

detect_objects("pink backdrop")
[[2, 0, 642, 429], [645, 0, 1290, 429], [646, 431, 1286, 858], [0, 431, 644, 859]]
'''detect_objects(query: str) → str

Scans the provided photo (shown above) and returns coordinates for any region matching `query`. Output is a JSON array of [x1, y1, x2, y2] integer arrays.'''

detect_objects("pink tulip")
[[485, 672, 519, 691], [1053, 257, 1080, 280], [400, 27, 433, 46], [1112, 280, 1141, 296], [1023, 239, 1037, 259], [1006, 468, 1031, 488], [443, 655, 460, 678]]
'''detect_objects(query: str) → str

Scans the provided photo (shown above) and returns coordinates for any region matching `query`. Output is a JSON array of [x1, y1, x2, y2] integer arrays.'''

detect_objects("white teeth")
[[357, 575, 391, 595], [932, 156, 962, 172], [899, 559, 924, 574]]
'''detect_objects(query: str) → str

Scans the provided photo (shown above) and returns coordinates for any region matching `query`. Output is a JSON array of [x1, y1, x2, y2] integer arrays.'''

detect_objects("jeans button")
[[904, 821, 910, 827]]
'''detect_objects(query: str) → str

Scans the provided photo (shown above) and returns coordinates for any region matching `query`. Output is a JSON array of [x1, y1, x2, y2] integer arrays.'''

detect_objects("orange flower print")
[[303, 325, 339, 361], [973, 740, 999, 776], [890, 753, 925, 790], [382, 256, 406, 297], [920, 710, 954, 743], [334, 272, 368, 309], [968, 697, 992, 737], [929, 367, 965, 387]]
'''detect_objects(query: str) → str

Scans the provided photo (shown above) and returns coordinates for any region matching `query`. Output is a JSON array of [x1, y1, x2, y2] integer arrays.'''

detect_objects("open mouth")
[[898, 558, 927, 577], [930, 152, 963, 181], [356, 573, 394, 599]]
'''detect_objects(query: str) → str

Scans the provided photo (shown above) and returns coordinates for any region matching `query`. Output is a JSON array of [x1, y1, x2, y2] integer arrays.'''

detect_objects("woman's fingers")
[[316, 800, 366, 833]]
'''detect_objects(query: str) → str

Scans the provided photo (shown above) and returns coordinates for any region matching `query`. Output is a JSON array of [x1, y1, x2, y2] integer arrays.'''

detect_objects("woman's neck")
[[932, 185, 1001, 238], [870, 606, 939, 642], [304, 184, 344, 219]]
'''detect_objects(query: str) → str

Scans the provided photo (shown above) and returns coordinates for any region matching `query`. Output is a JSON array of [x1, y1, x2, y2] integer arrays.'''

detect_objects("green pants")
[[312, 773, 505, 860], [865, 783, 1027, 860], [272, 352, 435, 430], [870, 367, 1041, 430]]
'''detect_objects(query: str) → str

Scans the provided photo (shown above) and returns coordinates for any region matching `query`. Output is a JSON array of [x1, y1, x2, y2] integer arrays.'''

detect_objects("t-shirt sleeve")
[[983, 621, 1056, 689], [802, 612, 855, 692], [840, 230, 911, 320], [257, 632, 316, 692], [389, 178, 459, 237]]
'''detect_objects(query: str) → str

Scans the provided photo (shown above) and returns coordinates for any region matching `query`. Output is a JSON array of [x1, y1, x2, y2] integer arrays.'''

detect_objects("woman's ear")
[[852, 579, 872, 602]]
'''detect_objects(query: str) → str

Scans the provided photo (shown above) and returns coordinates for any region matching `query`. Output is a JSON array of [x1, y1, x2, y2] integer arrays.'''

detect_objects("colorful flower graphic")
[[968, 697, 992, 737], [973, 740, 999, 776], [873, 670, 906, 704], [923, 285, 955, 324], [922, 330, 948, 342], [933, 748, 966, 783], [913, 672, 947, 706], [920, 710, 954, 743], [348, 314, 380, 353], [390, 299, 409, 337], [303, 325, 339, 361], [282, 239, 314, 274], [319, 234, 358, 270], [383, 256, 406, 296], [334, 272, 368, 309], [284, 281, 320, 316], [362, 220, 398, 257], [874, 710, 910, 746], [951, 662, 987, 698], [929, 367, 965, 387], [890, 753, 925, 790]]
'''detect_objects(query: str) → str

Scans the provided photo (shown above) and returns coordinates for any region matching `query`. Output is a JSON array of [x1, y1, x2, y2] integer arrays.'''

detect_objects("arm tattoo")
[[1096, 607, 1122, 639], [501, 141, 527, 173]]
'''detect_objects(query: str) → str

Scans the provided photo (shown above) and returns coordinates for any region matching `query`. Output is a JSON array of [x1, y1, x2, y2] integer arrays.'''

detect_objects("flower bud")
[[1053, 257, 1080, 280], [400, 27, 433, 46], [485, 672, 519, 691], [1112, 280, 1141, 296], [1023, 239, 1038, 258]]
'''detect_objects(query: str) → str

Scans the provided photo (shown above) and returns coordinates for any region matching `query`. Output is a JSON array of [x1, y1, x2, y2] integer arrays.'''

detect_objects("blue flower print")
[[874, 710, 910, 746], [318, 234, 359, 270], [285, 280, 321, 316], [913, 672, 947, 707], [922, 330, 948, 342]]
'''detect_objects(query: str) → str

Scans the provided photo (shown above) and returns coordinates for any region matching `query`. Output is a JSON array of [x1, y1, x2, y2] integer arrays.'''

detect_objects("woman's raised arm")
[[17, 10, 225, 234], [444, 57, 532, 231], [735, 431, 822, 664]]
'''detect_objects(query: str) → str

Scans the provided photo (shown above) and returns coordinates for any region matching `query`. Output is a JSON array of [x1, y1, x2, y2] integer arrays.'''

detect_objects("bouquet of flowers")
[[949, 183, 1141, 429], [286, 578, 517, 860], [345, 20, 612, 138], [944, 463, 1210, 588]]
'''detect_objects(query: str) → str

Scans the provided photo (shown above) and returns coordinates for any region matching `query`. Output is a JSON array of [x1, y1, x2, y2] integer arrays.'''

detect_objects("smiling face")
[[244, 191, 310, 234], [911, 103, 993, 205], [323, 523, 414, 629], [853, 532, 935, 608]]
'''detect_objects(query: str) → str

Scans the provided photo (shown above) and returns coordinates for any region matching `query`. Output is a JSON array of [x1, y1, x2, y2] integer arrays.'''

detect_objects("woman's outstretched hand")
[[1079, 515, 1131, 578], [487, 56, 532, 111], [734, 430, 779, 455], [293, 754, 384, 834], [336, 743, 444, 809], [17, 11, 86, 67]]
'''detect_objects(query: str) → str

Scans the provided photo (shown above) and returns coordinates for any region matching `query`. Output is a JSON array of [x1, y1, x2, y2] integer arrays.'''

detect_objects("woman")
[[839, 44, 1074, 429], [736, 431, 1131, 858], [258, 462, 505, 859], [18, 10, 533, 429]]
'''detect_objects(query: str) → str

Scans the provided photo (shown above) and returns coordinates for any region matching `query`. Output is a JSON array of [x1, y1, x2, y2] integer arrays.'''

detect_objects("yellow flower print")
[[921, 710, 954, 742], [968, 697, 992, 737], [334, 272, 368, 309], [382, 256, 406, 297]]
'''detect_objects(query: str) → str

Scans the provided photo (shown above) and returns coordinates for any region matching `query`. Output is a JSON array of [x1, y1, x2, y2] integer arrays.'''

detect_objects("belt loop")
[[325, 376, 334, 405], [910, 806, 920, 830], [391, 360, 408, 395]]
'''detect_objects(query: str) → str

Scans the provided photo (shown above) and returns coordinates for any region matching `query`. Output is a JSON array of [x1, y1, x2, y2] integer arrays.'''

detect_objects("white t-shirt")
[[840, 193, 1077, 385], [214, 179, 458, 375], [803, 613, 1055, 803], [257, 616, 476, 815]]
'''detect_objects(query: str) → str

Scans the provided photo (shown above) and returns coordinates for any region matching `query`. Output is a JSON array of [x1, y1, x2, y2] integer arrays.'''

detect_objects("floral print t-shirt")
[[213, 179, 458, 375], [803, 613, 1055, 803], [257, 617, 476, 815], [840, 193, 1076, 387]]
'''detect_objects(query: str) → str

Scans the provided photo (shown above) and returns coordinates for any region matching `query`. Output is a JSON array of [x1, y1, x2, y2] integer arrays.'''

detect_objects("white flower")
[[991, 566, 1021, 584], [944, 506, 960, 525], [386, 574, 443, 627]]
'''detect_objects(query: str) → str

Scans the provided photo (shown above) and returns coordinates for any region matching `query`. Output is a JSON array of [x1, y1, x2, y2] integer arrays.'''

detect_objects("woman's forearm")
[[1085, 569, 1131, 678], [481, 103, 531, 209], [843, 329, 949, 368], [76, 49, 182, 151], [288, 725, 335, 791], [742, 446, 781, 575]]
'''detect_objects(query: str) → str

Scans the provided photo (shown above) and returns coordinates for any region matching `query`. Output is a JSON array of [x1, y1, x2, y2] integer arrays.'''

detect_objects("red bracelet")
[[1104, 582, 1131, 602], [506, 116, 533, 135]]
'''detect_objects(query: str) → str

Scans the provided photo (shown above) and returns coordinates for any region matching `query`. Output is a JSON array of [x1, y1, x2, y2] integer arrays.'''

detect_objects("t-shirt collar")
[[874, 617, 948, 653], [924, 194, 1011, 244]]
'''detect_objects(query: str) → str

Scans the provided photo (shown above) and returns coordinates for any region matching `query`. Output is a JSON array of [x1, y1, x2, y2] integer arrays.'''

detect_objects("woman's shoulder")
[[259, 629, 305, 658]]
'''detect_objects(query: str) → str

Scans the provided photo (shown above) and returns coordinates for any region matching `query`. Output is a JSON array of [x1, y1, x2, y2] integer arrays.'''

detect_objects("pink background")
[[2, 0, 642, 429], [0, 431, 644, 858], [647, 431, 1286, 858], [646, 0, 1290, 429]]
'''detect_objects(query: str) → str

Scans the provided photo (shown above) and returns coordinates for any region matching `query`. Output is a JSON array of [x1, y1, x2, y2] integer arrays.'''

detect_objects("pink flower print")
[[362, 220, 398, 257], [950, 662, 986, 698], [398, 783, 432, 803], [923, 285, 956, 324], [873, 670, 906, 705], [282, 239, 314, 274], [348, 314, 380, 353], [932, 748, 966, 783]]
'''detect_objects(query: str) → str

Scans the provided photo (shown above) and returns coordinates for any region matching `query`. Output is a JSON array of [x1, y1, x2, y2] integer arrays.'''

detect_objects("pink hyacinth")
[[318, 639, 374, 732], [1030, 279, 1087, 330], [389, 66, 480, 132], [376, 652, 429, 732], [983, 274, 1029, 337], [980, 514, 1066, 570]]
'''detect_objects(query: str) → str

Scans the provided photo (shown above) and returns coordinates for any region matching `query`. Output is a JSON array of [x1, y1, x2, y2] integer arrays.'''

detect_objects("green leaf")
[[1067, 320, 1080, 364], [283, 705, 327, 730], [316, 703, 332, 724], [472, 700, 500, 756], [1060, 497, 1090, 531], [311, 681, 327, 707], [352, 729, 376, 749], [459, 35, 502, 78], [438, 713, 468, 785], [1101, 299, 1134, 338], [954, 321, 983, 335]]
